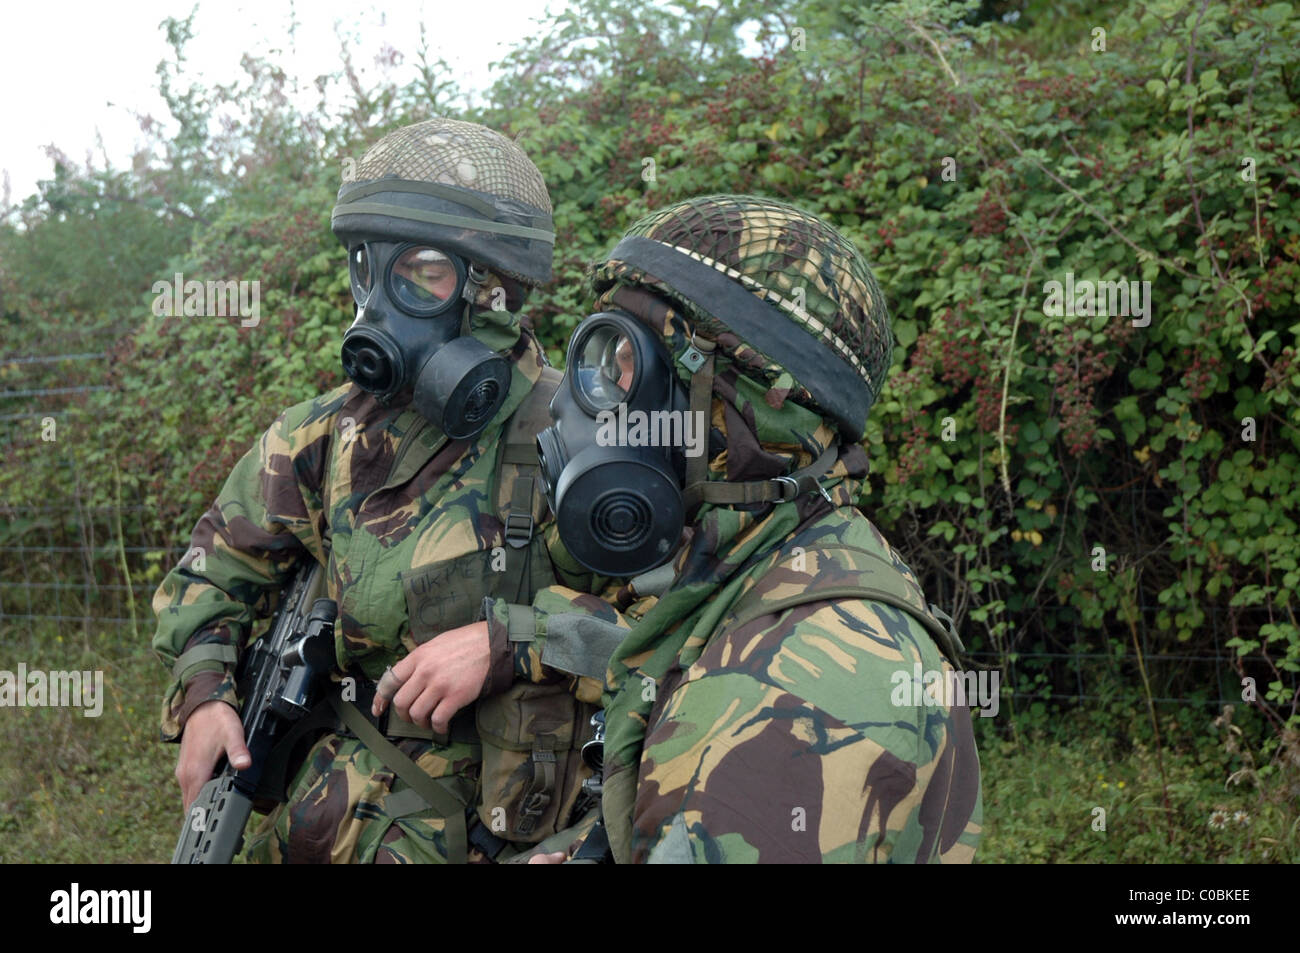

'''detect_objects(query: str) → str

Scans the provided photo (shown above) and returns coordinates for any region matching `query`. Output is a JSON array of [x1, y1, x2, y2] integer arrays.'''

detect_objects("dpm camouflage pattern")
[[628, 514, 982, 864], [593, 487, 984, 864], [244, 731, 479, 864], [152, 319, 593, 863]]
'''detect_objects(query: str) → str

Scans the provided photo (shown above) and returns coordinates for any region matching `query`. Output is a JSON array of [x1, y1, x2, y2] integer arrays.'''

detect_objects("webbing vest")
[[492, 366, 563, 606], [358, 366, 565, 861], [268, 368, 566, 863]]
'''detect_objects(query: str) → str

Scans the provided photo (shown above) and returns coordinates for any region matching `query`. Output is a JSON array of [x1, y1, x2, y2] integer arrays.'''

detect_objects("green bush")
[[1, 0, 1297, 860]]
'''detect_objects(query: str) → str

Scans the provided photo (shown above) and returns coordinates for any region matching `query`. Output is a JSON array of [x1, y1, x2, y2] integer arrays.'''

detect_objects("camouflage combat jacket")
[[593, 455, 985, 863], [152, 330, 606, 861]]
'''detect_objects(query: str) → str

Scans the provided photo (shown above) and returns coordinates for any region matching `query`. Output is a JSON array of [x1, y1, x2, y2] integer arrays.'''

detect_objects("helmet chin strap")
[[680, 335, 839, 512], [680, 334, 715, 512]]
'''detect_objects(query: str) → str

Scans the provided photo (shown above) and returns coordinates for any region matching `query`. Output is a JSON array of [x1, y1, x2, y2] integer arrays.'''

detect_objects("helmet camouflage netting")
[[590, 194, 892, 441], [332, 118, 554, 286]]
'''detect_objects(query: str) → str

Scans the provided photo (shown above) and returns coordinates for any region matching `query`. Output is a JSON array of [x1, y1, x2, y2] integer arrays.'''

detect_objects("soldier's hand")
[[176, 699, 251, 809], [373, 620, 490, 734], [527, 851, 568, 864]]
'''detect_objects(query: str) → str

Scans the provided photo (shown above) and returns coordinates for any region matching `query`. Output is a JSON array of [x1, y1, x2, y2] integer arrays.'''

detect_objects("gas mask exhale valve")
[[340, 240, 510, 440]]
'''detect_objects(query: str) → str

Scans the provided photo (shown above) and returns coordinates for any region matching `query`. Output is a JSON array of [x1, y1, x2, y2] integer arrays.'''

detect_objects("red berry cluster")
[[1263, 345, 1295, 393], [242, 207, 318, 288], [973, 375, 1007, 434], [1250, 248, 1288, 313], [1014, 75, 1078, 99], [596, 194, 625, 230], [896, 413, 930, 485], [1035, 324, 1114, 456], [970, 189, 1007, 237], [1104, 315, 1137, 348], [1181, 346, 1223, 401], [643, 118, 677, 150], [876, 219, 901, 249], [841, 168, 870, 192], [935, 308, 979, 387], [613, 101, 681, 162], [705, 99, 732, 126], [718, 62, 780, 117]]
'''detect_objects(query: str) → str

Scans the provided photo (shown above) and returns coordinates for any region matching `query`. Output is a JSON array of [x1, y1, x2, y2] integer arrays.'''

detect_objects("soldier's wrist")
[[175, 668, 239, 732]]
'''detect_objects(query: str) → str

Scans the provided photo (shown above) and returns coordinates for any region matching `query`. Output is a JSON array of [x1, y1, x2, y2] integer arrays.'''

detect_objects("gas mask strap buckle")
[[694, 442, 841, 507], [459, 262, 491, 335], [462, 262, 490, 304]]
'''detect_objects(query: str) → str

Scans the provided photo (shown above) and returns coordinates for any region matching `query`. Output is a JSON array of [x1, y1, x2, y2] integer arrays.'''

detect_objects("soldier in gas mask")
[[520, 194, 984, 863], [153, 119, 607, 863]]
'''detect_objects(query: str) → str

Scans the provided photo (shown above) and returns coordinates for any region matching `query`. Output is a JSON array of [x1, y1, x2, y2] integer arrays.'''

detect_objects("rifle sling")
[[328, 694, 471, 864]]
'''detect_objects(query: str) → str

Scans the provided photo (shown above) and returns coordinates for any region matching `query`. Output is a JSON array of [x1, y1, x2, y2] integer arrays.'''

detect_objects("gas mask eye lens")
[[350, 246, 371, 302], [575, 325, 635, 410], [389, 246, 464, 315]]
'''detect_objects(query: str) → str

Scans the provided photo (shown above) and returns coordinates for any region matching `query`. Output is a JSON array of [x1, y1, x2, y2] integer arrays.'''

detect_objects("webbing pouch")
[[474, 681, 597, 843]]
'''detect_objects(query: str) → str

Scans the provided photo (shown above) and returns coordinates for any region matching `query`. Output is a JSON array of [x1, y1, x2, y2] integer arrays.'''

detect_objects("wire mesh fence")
[[0, 495, 1283, 715], [1, 350, 1290, 717]]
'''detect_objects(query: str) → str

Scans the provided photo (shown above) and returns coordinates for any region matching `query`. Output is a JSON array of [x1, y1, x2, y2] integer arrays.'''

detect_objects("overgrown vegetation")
[[1, 0, 1297, 861], [2, 620, 1292, 863]]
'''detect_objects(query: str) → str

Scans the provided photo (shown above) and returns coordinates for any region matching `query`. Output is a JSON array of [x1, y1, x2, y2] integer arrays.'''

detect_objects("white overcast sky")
[[0, 0, 569, 204]]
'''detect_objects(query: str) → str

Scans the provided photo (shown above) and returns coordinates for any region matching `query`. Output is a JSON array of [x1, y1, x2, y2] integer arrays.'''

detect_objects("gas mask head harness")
[[340, 238, 510, 440], [536, 309, 839, 577]]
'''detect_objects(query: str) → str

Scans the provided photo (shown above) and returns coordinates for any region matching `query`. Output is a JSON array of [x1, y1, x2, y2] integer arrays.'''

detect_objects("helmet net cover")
[[589, 194, 892, 441], [332, 118, 555, 286]]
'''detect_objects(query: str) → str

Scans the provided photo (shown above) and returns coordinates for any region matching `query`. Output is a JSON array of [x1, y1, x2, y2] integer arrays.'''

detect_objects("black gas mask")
[[538, 309, 843, 578], [340, 240, 511, 440], [536, 311, 702, 576]]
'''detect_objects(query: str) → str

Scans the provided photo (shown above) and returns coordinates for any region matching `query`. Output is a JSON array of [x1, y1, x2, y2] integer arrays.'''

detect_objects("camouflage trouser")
[[243, 731, 482, 864]]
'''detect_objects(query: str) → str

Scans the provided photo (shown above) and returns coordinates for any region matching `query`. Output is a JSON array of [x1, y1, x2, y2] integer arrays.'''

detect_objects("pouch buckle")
[[504, 511, 534, 548]]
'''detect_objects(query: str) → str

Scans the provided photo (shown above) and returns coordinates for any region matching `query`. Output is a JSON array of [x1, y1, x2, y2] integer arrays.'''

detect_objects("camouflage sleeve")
[[151, 389, 341, 741], [629, 597, 984, 863], [481, 583, 632, 706]]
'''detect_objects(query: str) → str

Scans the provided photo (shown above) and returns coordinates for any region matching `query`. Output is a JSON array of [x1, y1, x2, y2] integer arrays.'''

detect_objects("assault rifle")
[[171, 561, 337, 864]]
